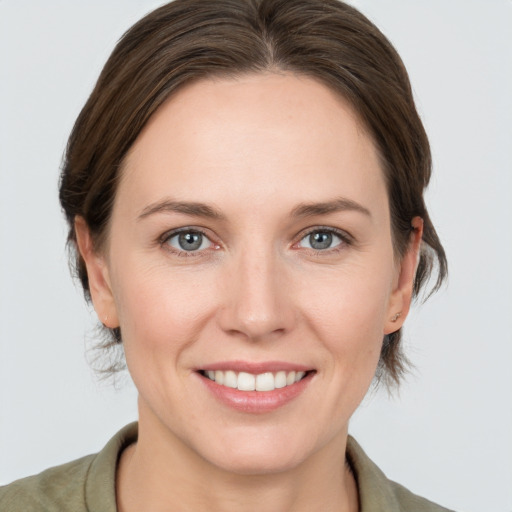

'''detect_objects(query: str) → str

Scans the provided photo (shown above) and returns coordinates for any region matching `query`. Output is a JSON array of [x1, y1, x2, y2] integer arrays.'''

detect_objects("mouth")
[[195, 361, 316, 412], [198, 369, 312, 392]]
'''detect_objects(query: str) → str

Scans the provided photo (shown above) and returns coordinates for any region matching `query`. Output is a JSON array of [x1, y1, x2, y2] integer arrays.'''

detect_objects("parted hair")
[[59, 0, 447, 387]]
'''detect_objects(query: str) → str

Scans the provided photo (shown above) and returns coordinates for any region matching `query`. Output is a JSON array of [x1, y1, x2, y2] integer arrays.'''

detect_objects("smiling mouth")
[[199, 370, 313, 392]]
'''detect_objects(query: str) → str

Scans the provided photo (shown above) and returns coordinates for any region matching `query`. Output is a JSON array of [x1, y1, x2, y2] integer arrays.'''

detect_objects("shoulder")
[[0, 454, 95, 511], [346, 436, 456, 512], [386, 479, 455, 512], [0, 423, 138, 512]]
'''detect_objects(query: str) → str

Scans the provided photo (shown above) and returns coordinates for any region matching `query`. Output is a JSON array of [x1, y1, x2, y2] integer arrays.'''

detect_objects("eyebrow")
[[137, 199, 226, 221], [290, 197, 372, 219], [137, 196, 371, 222]]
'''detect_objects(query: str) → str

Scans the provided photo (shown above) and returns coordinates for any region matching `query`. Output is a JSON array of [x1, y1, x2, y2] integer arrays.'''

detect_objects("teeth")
[[223, 370, 238, 389], [203, 369, 309, 391], [214, 370, 224, 385], [255, 372, 274, 391], [274, 371, 287, 389], [238, 372, 255, 391]]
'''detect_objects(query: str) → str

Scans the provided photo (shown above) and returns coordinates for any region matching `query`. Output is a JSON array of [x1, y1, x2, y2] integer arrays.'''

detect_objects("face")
[[78, 73, 420, 475]]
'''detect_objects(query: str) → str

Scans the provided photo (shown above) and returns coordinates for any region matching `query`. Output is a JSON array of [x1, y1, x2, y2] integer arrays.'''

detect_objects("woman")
[[0, 0, 454, 510]]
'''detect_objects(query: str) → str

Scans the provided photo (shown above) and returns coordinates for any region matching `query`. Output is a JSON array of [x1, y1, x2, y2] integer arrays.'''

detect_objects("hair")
[[59, 0, 447, 387]]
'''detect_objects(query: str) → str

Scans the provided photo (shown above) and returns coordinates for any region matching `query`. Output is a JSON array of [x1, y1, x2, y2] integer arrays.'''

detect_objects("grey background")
[[1, 1, 511, 511]]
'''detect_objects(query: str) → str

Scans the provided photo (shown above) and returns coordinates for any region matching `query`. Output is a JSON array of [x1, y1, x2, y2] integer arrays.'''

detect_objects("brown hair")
[[59, 0, 447, 386]]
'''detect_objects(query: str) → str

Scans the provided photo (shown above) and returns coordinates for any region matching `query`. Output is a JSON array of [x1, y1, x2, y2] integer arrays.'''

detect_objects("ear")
[[384, 217, 423, 334], [75, 217, 119, 329]]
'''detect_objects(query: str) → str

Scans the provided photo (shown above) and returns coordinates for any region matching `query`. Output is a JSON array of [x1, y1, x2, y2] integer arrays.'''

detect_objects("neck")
[[116, 406, 358, 512]]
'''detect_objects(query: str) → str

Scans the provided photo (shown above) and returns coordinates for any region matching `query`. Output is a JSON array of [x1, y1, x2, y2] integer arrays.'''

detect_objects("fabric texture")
[[0, 423, 454, 511]]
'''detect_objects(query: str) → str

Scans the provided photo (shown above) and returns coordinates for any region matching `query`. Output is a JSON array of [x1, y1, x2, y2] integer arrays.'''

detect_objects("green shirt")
[[0, 423, 454, 511]]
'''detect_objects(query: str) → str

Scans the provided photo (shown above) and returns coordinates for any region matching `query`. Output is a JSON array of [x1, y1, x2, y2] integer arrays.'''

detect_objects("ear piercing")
[[390, 312, 402, 322]]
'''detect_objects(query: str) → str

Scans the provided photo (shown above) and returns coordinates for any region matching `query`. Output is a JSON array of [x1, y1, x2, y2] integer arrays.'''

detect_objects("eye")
[[298, 229, 344, 251], [165, 230, 212, 252]]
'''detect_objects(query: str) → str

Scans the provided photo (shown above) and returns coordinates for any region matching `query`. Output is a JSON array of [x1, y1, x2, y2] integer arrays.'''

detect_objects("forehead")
[[120, 73, 387, 219]]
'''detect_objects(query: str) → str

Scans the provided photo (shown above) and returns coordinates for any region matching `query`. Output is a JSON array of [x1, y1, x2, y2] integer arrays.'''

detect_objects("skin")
[[76, 73, 422, 512]]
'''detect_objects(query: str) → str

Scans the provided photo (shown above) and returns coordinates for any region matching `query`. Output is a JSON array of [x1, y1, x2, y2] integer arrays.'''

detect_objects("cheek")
[[302, 263, 393, 340], [297, 259, 394, 387], [111, 260, 219, 361]]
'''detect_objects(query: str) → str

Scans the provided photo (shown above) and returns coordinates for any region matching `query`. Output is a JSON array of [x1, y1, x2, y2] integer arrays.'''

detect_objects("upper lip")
[[197, 360, 314, 374]]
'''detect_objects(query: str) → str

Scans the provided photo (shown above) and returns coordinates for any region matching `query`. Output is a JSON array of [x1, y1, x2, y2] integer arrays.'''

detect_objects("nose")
[[217, 246, 295, 342]]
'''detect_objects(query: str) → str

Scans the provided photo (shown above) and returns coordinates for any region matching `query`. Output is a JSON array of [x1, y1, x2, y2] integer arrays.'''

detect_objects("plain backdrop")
[[1, 1, 511, 511]]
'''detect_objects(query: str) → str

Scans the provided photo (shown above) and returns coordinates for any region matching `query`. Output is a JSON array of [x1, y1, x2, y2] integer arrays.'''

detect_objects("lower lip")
[[198, 372, 314, 413]]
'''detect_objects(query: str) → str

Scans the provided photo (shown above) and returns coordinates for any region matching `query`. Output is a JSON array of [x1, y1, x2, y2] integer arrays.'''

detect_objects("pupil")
[[310, 232, 332, 250], [179, 232, 202, 251]]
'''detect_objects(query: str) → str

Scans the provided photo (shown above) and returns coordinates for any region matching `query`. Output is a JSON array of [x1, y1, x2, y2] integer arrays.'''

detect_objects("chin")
[[195, 427, 318, 475], [211, 450, 307, 476]]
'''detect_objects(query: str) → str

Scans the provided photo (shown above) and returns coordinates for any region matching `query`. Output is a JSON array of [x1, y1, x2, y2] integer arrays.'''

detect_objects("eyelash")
[[159, 227, 217, 259], [295, 226, 353, 255], [158, 226, 353, 258]]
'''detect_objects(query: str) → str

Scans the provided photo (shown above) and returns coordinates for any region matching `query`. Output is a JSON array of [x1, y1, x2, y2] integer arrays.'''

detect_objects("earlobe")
[[74, 217, 119, 328], [384, 217, 423, 334]]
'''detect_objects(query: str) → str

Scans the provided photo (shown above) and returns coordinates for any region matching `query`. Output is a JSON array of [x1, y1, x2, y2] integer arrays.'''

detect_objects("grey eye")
[[168, 231, 211, 252], [299, 230, 342, 250]]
